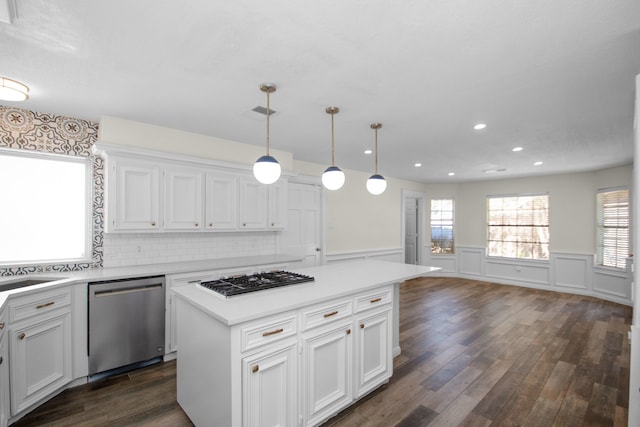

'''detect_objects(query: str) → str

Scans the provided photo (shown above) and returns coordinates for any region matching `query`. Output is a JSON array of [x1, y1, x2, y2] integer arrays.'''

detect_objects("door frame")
[[401, 189, 426, 265]]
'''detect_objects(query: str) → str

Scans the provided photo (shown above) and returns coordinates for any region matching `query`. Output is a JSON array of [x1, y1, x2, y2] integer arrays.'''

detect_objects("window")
[[0, 149, 90, 265], [431, 199, 454, 254], [487, 194, 549, 260], [597, 188, 629, 269]]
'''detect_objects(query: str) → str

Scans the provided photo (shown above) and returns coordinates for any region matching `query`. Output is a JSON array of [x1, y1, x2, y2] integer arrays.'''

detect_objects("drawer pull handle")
[[195, 223, 199, 227], [252, 365, 259, 373], [324, 311, 338, 318], [36, 301, 55, 309], [209, 223, 213, 227], [262, 328, 284, 337], [360, 324, 365, 329], [0, 322, 4, 330], [346, 329, 351, 335], [370, 297, 382, 303], [151, 221, 156, 226], [18, 332, 26, 340]]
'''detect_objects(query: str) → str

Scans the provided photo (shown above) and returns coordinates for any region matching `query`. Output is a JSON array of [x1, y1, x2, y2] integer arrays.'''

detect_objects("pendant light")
[[253, 83, 281, 184], [366, 123, 387, 195], [321, 106, 345, 191]]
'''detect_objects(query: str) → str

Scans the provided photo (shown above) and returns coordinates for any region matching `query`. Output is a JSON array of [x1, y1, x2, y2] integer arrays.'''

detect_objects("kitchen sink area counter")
[[173, 260, 440, 427]]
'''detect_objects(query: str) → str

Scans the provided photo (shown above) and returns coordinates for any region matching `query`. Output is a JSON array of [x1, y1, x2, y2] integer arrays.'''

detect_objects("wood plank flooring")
[[12, 277, 631, 427]]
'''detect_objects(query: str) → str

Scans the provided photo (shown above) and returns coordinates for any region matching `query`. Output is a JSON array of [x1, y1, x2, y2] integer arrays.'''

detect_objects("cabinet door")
[[239, 176, 267, 229], [268, 180, 288, 229], [205, 172, 238, 230], [113, 159, 160, 231], [354, 309, 392, 399], [164, 167, 203, 230], [0, 330, 8, 427], [302, 322, 353, 426], [10, 312, 72, 415], [243, 343, 297, 427]]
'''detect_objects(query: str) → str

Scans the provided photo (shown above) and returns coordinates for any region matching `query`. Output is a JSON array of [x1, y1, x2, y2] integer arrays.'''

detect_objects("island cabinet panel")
[[242, 342, 298, 427], [0, 309, 7, 427], [354, 308, 392, 399], [301, 320, 353, 427]]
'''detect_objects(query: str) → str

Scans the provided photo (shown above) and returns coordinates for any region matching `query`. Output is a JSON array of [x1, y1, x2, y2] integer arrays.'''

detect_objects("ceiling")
[[1, 0, 639, 183]]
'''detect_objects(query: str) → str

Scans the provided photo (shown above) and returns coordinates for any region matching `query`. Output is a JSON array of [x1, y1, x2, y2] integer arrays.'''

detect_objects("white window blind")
[[487, 194, 549, 260], [431, 199, 454, 254], [0, 150, 90, 265], [597, 189, 629, 269]]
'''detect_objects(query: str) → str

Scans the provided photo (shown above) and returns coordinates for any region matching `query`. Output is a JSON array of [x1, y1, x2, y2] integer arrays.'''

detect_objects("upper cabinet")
[[164, 167, 203, 230], [111, 158, 161, 231], [98, 146, 288, 233]]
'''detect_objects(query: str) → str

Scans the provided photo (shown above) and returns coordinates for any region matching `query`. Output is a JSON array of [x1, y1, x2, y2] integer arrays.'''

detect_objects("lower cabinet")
[[0, 318, 8, 427], [9, 311, 72, 414], [302, 321, 353, 426], [175, 284, 393, 427], [242, 342, 298, 427]]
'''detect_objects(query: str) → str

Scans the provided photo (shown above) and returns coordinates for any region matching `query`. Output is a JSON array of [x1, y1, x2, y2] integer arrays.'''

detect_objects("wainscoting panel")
[[485, 259, 550, 286], [593, 267, 631, 301], [551, 253, 591, 291], [458, 247, 484, 277], [425, 254, 456, 274]]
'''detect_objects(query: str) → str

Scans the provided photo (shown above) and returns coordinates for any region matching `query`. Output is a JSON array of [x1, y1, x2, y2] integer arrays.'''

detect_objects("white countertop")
[[172, 260, 440, 325], [0, 254, 303, 310]]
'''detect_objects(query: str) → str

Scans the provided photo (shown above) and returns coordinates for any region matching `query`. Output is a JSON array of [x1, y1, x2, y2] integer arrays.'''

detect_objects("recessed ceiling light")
[[474, 123, 486, 130], [414, 163, 422, 167], [448, 172, 455, 176], [512, 147, 523, 152], [364, 149, 372, 155], [483, 168, 507, 174], [534, 161, 543, 166]]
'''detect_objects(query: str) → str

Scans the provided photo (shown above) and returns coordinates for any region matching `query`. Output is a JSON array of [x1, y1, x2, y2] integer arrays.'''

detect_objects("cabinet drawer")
[[9, 287, 72, 323], [301, 299, 352, 332], [241, 314, 297, 352], [354, 287, 392, 313]]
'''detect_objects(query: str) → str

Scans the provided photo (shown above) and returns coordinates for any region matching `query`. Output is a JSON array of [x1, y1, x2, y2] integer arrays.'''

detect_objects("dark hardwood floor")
[[12, 277, 631, 426]]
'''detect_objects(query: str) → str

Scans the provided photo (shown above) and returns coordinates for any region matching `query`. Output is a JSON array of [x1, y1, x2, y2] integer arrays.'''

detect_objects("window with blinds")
[[431, 199, 454, 254], [597, 188, 629, 269], [487, 194, 549, 260]]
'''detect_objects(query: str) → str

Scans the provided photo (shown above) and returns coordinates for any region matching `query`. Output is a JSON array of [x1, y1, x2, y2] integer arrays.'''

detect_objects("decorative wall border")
[[0, 106, 103, 275]]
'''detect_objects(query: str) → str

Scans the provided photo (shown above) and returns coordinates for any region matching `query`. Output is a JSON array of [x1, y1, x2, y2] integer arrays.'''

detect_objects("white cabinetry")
[[8, 287, 73, 415], [175, 283, 393, 427], [110, 158, 160, 231], [268, 180, 287, 229], [164, 166, 203, 230], [0, 309, 8, 427], [205, 172, 238, 230], [239, 176, 267, 229]]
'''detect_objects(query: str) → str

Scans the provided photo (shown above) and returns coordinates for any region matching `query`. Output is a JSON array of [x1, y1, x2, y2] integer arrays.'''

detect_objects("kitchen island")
[[173, 260, 439, 427]]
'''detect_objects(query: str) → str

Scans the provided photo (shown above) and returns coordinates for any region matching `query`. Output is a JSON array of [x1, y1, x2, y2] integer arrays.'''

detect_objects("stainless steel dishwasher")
[[88, 275, 166, 376]]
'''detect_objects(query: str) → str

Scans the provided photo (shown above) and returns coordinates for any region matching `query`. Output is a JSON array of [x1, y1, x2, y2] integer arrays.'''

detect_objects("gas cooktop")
[[199, 271, 315, 298]]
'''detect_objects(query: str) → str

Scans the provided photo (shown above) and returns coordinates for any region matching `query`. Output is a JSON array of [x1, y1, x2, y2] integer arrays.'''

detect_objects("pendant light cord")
[[265, 90, 271, 156], [374, 127, 379, 174], [331, 112, 335, 166]]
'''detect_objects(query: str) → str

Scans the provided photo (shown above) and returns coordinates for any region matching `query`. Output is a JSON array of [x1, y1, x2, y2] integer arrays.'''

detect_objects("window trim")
[[430, 198, 455, 255], [0, 147, 93, 267], [486, 192, 550, 261], [596, 186, 629, 270]]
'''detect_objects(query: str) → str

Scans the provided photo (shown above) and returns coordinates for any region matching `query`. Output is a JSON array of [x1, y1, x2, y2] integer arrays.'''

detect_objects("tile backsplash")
[[102, 232, 278, 268]]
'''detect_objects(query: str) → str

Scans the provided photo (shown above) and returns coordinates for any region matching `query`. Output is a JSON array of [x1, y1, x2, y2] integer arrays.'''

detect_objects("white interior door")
[[404, 197, 418, 264], [283, 182, 322, 267]]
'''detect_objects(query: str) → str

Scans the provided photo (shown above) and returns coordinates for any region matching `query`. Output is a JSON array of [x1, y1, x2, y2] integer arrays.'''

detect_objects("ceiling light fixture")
[[448, 172, 455, 176], [252, 83, 281, 185], [364, 149, 372, 155], [366, 123, 387, 195], [0, 77, 29, 101], [321, 107, 346, 191], [512, 146, 523, 152], [474, 123, 486, 130], [414, 163, 422, 168], [534, 161, 543, 166]]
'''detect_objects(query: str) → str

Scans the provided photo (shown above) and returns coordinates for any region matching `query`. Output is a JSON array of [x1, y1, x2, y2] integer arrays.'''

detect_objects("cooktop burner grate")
[[199, 271, 314, 298]]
